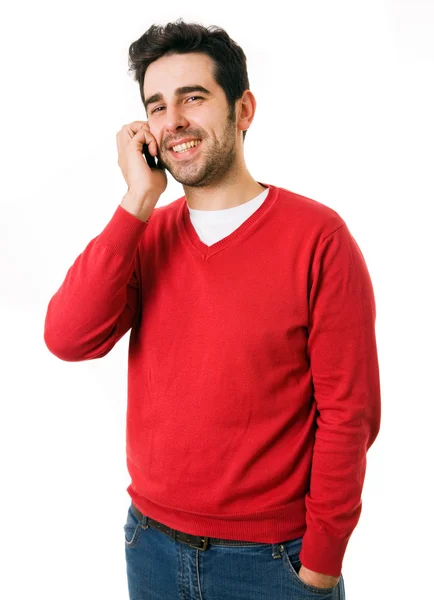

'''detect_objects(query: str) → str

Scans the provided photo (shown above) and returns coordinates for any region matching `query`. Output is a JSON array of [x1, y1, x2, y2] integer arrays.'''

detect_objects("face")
[[143, 52, 242, 188]]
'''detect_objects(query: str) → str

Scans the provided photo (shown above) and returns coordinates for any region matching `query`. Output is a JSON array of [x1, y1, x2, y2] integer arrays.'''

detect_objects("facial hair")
[[158, 106, 239, 189]]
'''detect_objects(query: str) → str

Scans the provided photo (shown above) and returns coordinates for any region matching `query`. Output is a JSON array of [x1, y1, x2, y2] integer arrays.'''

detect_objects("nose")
[[163, 106, 190, 143]]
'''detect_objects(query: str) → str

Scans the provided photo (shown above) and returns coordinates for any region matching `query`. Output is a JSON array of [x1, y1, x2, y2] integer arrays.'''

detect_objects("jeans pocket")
[[124, 505, 145, 549], [282, 541, 340, 596]]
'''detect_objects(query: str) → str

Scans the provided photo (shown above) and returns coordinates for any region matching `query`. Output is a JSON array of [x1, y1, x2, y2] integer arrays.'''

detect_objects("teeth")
[[173, 140, 201, 153]]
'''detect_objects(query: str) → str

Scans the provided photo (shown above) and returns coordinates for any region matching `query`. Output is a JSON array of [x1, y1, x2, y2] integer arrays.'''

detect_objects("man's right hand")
[[116, 121, 167, 222]]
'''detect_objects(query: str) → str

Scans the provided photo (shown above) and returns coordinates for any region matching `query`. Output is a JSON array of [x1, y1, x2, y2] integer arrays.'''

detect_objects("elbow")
[[43, 325, 116, 362], [43, 328, 85, 362]]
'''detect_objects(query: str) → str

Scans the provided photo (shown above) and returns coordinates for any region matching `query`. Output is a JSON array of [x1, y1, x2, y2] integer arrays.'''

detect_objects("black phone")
[[142, 143, 165, 170]]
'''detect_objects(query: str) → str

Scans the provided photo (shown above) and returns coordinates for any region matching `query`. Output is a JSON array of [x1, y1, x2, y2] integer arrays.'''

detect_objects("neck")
[[184, 171, 266, 211]]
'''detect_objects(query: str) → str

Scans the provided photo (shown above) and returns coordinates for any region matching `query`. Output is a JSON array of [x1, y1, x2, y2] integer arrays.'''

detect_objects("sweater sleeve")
[[299, 223, 381, 577], [44, 205, 149, 361]]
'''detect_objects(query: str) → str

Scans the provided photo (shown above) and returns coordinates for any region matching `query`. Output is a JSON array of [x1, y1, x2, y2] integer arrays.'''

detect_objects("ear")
[[237, 90, 257, 133]]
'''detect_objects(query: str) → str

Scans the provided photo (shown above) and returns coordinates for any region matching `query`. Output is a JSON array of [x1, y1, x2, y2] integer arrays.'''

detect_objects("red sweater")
[[44, 182, 381, 577]]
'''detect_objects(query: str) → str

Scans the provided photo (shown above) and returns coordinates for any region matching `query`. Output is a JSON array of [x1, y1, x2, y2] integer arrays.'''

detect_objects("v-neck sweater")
[[44, 182, 381, 577], [184, 184, 269, 249]]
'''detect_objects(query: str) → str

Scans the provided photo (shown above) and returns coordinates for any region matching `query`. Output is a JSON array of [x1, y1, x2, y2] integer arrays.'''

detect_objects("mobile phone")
[[142, 142, 165, 170]]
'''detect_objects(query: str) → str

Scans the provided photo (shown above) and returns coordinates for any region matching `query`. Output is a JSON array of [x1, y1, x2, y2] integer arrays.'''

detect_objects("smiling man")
[[44, 18, 381, 600], [143, 52, 266, 210]]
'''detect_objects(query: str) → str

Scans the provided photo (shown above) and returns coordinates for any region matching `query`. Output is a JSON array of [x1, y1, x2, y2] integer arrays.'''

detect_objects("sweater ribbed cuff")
[[299, 526, 350, 578], [96, 204, 149, 258]]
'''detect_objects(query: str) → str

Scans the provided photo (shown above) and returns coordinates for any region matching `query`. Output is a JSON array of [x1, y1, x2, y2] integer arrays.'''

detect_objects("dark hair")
[[127, 19, 250, 142]]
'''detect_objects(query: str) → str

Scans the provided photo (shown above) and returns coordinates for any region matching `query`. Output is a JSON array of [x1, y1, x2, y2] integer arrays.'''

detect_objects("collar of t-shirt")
[[186, 187, 269, 246]]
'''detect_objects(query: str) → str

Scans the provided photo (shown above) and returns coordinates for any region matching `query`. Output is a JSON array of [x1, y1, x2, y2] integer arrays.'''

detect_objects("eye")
[[152, 96, 203, 114]]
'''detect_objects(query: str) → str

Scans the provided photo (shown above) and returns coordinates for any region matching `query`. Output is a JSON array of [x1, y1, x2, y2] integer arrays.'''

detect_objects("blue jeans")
[[124, 502, 346, 599]]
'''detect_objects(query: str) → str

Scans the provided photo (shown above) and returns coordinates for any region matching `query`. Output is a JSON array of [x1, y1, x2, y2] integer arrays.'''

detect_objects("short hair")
[[127, 18, 250, 142]]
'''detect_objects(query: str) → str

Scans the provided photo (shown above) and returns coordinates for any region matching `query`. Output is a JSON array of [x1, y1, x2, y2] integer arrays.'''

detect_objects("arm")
[[299, 223, 381, 577], [44, 204, 148, 361]]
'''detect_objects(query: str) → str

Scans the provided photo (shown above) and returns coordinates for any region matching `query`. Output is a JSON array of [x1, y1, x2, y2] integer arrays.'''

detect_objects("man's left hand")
[[298, 564, 340, 589]]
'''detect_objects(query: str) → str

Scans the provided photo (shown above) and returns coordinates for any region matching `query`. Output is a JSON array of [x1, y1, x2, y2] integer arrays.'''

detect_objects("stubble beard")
[[162, 113, 238, 188]]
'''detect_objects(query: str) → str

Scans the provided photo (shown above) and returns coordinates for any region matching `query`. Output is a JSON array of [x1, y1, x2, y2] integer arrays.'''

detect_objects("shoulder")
[[274, 184, 346, 237]]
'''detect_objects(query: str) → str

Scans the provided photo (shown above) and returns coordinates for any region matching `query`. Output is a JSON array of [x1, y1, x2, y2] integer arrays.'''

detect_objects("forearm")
[[44, 204, 148, 361], [300, 222, 381, 576]]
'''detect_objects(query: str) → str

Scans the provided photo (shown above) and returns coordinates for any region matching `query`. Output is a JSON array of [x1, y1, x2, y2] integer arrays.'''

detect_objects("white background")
[[1, 1, 433, 598]]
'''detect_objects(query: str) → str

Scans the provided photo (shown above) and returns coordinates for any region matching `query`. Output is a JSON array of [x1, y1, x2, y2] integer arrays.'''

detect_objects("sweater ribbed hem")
[[126, 485, 307, 543]]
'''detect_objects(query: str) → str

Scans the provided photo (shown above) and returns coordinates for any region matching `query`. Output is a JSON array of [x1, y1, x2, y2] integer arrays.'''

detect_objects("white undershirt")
[[187, 187, 269, 246]]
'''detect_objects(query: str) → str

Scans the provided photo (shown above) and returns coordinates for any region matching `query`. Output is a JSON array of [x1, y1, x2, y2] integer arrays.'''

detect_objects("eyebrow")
[[144, 85, 212, 112]]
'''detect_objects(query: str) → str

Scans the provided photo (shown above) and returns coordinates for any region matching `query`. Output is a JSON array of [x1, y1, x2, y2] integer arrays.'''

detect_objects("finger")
[[140, 129, 158, 155], [125, 121, 150, 135], [126, 125, 155, 151], [117, 122, 157, 154], [133, 127, 158, 156]]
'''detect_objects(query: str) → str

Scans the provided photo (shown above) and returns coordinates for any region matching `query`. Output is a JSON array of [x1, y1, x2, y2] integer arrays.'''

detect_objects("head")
[[127, 19, 257, 188]]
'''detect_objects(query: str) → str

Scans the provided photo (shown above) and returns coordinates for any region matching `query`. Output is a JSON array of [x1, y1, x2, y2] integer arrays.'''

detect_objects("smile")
[[169, 140, 202, 159]]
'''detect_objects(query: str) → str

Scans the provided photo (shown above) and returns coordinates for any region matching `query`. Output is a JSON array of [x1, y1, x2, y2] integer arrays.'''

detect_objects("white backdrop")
[[1, 1, 433, 598]]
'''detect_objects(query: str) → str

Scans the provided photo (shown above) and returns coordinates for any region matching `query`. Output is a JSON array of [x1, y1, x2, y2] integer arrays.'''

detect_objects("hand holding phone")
[[116, 121, 167, 221]]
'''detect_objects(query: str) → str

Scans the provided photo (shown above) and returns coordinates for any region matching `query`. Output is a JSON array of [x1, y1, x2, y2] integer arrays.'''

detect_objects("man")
[[44, 19, 381, 600]]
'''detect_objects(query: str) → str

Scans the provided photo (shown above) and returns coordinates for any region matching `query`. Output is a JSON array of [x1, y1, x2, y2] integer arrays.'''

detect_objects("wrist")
[[121, 190, 156, 223]]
